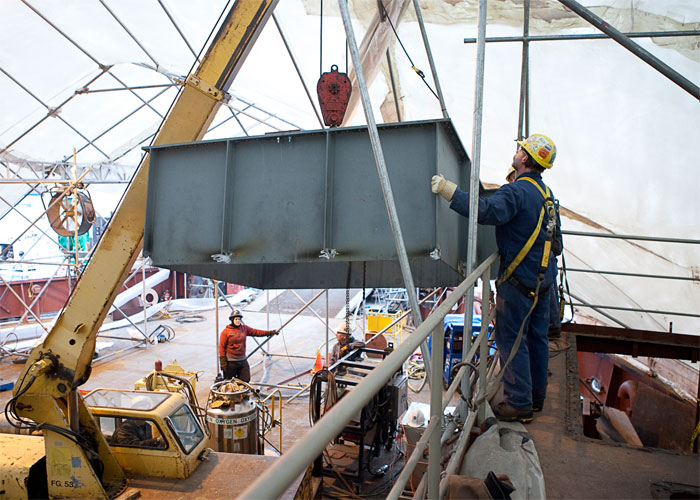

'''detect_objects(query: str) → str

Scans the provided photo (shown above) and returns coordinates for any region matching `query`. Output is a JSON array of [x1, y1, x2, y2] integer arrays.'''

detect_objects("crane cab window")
[[84, 389, 168, 410], [166, 405, 204, 454], [97, 415, 168, 450]]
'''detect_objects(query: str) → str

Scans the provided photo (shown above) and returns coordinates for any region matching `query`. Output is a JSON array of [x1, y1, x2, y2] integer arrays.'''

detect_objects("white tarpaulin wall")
[[0, 0, 698, 333]]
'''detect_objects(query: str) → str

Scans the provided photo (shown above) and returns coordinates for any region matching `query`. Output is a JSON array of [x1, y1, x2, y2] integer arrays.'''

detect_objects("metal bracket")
[[319, 248, 337, 260], [185, 75, 227, 102], [211, 252, 233, 263], [458, 261, 467, 276]]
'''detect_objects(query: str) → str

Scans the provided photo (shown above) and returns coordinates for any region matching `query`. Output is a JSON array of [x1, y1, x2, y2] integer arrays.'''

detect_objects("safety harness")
[[495, 176, 557, 299]]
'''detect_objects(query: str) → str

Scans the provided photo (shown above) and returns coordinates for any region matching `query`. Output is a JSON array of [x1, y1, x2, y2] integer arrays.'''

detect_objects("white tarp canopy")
[[1, 0, 698, 333]]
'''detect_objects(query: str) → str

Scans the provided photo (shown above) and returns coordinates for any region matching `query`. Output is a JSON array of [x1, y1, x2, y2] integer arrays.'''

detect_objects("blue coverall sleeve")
[[449, 186, 521, 226]]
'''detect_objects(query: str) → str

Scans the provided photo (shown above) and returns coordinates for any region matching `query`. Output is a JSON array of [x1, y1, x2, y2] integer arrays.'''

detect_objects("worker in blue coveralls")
[[431, 134, 562, 423], [508, 168, 564, 340]]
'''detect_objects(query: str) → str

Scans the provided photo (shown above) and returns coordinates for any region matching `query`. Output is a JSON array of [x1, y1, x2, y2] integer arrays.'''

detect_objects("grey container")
[[143, 119, 497, 288]]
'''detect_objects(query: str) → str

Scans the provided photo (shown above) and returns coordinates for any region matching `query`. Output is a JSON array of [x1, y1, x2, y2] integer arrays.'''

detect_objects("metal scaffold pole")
[[556, 0, 700, 100], [337, 0, 431, 379], [412, 0, 449, 118], [463, 0, 488, 402], [517, 0, 530, 139]]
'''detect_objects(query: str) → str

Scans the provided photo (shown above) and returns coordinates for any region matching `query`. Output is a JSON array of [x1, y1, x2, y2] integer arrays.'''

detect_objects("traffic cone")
[[311, 349, 323, 374]]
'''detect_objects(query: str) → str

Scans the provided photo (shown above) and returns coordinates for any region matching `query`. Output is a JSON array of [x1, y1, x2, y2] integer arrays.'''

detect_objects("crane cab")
[[84, 389, 209, 479]]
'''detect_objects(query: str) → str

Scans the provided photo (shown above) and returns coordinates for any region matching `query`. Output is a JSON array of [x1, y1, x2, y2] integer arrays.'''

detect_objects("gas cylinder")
[[206, 380, 260, 454], [317, 64, 352, 127]]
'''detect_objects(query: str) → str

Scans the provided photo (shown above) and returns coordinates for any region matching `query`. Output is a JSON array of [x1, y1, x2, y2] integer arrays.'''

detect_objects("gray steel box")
[[143, 119, 497, 288]]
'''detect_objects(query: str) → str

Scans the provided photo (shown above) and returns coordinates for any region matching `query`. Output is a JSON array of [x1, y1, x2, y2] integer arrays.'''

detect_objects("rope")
[[549, 337, 570, 357], [475, 280, 544, 408], [309, 369, 338, 425], [378, 0, 439, 101], [271, 294, 299, 379], [175, 314, 206, 323]]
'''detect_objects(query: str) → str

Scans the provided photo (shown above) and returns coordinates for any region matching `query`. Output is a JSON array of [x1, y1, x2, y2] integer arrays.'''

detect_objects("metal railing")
[[239, 251, 499, 499], [560, 230, 700, 328]]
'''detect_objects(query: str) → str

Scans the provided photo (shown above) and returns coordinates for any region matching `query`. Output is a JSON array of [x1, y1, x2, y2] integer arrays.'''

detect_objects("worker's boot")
[[548, 327, 561, 339], [493, 401, 534, 423]]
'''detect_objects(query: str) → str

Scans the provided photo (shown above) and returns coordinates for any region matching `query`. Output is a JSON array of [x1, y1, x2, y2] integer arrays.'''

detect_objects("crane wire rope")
[[378, 0, 440, 101], [320, 0, 349, 78], [273, 293, 300, 380]]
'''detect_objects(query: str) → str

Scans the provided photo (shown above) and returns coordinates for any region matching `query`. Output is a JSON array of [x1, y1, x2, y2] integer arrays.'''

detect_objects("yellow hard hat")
[[516, 134, 556, 169], [505, 167, 516, 183]]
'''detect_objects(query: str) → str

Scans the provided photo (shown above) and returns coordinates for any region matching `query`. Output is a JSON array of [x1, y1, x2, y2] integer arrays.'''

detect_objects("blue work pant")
[[549, 284, 561, 332], [494, 280, 550, 410]]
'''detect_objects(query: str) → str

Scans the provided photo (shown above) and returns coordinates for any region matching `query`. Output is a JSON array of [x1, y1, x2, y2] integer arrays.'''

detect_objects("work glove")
[[431, 174, 457, 202], [219, 356, 226, 367], [270, 329, 280, 336]]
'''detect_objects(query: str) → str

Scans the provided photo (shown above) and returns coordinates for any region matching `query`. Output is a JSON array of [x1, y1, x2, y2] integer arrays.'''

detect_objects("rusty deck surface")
[[528, 333, 699, 499], [128, 452, 303, 499]]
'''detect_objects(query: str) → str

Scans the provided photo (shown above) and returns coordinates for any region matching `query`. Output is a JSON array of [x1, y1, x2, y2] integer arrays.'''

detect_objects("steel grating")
[[143, 119, 497, 288]]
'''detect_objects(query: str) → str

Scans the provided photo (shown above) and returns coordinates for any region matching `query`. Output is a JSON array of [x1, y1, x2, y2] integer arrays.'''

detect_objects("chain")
[[362, 261, 366, 312], [345, 286, 350, 335]]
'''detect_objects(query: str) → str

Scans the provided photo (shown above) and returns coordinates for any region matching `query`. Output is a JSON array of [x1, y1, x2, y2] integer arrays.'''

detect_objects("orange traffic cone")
[[311, 349, 323, 374]]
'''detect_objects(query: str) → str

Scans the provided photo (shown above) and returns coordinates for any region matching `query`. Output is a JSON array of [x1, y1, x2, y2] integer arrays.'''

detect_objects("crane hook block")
[[317, 64, 352, 127]]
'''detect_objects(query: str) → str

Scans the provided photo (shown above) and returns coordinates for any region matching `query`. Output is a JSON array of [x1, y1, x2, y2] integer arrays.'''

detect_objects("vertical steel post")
[[412, 0, 449, 118], [428, 322, 444, 499], [517, 0, 530, 139], [337, 0, 431, 379], [325, 289, 329, 367], [386, 49, 402, 122], [215, 279, 220, 374], [142, 255, 147, 341], [462, 0, 488, 402], [478, 266, 491, 422]]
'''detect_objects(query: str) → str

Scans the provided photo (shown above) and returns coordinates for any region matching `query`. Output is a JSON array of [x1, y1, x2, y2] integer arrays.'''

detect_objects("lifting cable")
[[272, 291, 299, 378], [319, 0, 348, 77], [378, 0, 440, 101]]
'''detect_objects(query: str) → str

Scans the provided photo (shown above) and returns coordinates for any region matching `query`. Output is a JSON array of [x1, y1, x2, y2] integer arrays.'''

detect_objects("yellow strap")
[[519, 176, 548, 198], [496, 177, 552, 286]]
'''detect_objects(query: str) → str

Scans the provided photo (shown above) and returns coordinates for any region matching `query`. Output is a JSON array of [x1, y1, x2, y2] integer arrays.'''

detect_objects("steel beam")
[[562, 230, 700, 245], [563, 323, 699, 362], [556, 0, 700, 100], [464, 30, 700, 44]]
